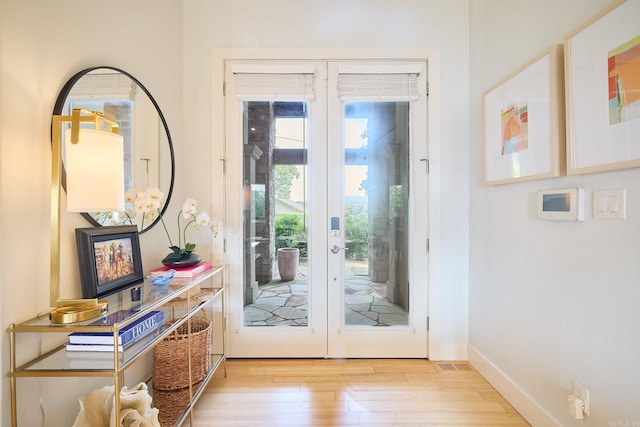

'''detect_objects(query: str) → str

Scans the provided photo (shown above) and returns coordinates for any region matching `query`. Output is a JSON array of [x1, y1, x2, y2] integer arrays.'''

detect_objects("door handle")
[[330, 245, 348, 254]]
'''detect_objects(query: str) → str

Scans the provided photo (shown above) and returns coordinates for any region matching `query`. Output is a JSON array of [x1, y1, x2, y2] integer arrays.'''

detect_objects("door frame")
[[212, 47, 443, 359]]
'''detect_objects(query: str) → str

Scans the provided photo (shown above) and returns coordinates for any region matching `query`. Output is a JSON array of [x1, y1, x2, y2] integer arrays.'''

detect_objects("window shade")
[[232, 73, 315, 101], [337, 73, 419, 101]]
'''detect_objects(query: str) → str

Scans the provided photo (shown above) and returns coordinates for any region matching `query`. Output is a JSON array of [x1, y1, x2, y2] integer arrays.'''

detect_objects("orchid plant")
[[125, 188, 221, 260]]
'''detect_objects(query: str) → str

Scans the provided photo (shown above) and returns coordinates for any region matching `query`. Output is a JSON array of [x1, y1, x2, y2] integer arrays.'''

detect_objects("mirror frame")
[[52, 66, 175, 234]]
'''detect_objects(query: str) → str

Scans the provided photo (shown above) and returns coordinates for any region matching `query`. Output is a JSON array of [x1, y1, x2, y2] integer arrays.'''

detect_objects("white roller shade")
[[232, 73, 315, 101], [337, 73, 419, 101]]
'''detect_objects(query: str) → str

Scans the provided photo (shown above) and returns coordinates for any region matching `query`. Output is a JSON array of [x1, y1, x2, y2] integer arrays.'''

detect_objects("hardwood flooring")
[[190, 359, 530, 426]]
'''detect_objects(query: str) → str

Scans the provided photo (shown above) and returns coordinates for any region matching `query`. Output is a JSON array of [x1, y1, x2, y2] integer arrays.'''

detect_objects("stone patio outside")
[[243, 259, 409, 326]]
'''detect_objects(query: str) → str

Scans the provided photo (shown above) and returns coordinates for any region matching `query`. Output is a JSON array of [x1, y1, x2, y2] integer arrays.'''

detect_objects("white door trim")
[[212, 47, 443, 360]]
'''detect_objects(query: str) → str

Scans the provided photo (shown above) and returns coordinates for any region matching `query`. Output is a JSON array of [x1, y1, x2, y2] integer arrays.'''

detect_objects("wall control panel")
[[537, 188, 584, 221]]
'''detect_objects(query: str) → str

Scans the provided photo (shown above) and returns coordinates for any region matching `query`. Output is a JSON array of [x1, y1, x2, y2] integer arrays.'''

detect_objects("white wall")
[[182, 0, 471, 360], [0, 1, 183, 425], [469, 1, 640, 426]]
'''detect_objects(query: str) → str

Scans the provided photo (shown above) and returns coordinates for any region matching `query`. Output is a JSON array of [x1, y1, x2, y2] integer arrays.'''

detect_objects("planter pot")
[[277, 248, 299, 281], [161, 252, 202, 268]]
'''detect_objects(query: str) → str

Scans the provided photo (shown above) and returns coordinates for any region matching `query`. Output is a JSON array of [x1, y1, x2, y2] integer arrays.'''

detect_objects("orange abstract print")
[[609, 35, 640, 125], [500, 103, 528, 155]]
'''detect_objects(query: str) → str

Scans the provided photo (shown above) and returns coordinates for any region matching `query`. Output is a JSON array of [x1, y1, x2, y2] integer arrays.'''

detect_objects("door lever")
[[330, 245, 348, 254]]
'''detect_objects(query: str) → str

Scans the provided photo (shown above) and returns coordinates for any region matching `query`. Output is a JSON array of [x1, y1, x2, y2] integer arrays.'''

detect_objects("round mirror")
[[53, 67, 175, 234]]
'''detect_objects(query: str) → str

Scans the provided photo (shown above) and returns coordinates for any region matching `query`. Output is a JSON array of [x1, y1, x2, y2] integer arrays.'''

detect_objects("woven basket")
[[152, 316, 211, 391], [153, 381, 203, 427]]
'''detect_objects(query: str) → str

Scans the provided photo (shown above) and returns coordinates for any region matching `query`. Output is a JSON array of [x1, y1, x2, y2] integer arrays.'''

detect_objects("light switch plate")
[[593, 189, 626, 219]]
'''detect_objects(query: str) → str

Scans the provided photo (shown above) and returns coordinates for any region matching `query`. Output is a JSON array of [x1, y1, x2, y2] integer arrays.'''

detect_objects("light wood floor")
[[191, 359, 530, 426]]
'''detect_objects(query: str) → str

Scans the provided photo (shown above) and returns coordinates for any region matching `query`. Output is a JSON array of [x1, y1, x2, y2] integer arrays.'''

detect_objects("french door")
[[224, 59, 428, 358]]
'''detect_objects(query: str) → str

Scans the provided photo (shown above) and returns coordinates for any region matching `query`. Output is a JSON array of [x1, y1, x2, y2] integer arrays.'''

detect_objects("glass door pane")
[[242, 101, 310, 328], [343, 102, 410, 327]]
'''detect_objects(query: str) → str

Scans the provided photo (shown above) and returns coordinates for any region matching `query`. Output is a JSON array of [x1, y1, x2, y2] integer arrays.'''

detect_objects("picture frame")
[[565, 0, 640, 174], [75, 225, 144, 299], [483, 44, 565, 185]]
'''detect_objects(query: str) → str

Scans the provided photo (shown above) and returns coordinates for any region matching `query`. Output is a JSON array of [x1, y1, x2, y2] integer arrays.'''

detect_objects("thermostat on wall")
[[537, 188, 584, 221]]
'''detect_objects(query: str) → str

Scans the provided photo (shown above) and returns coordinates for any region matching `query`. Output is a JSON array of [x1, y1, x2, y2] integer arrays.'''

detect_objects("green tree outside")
[[274, 165, 300, 199], [345, 203, 368, 260]]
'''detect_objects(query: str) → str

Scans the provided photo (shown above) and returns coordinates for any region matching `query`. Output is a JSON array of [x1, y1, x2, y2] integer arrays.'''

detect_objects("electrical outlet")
[[573, 380, 590, 416]]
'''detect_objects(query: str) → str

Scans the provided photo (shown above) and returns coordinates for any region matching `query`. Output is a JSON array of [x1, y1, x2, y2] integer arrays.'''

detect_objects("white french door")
[[224, 59, 428, 358]]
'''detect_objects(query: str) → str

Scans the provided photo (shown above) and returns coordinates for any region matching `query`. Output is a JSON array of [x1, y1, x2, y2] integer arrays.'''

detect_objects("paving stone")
[[347, 283, 375, 291], [270, 284, 293, 292], [274, 306, 308, 320], [344, 294, 373, 305], [254, 296, 289, 306], [289, 284, 307, 294], [285, 295, 308, 307], [371, 301, 401, 310], [244, 306, 273, 322], [265, 315, 284, 323], [360, 310, 380, 322], [345, 308, 377, 325], [347, 303, 371, 313], [258, 291, 278, 298], [269, 318, 299, 326], [251, 303, 285, 312]]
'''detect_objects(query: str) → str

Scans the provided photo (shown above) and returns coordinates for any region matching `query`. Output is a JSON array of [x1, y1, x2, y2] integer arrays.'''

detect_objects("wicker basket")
[[153, 381, 203, 427], [152, 316, 211, 391]]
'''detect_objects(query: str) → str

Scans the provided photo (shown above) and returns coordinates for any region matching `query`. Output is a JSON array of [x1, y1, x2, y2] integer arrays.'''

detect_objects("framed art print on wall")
[[565, 0, 640, 174], [483, 44, 565, 185], [75, 225, 144, 299]]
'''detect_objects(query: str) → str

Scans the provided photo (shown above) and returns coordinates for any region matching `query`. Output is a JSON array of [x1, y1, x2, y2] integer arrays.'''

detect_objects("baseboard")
[[467, 345, 561, 427]]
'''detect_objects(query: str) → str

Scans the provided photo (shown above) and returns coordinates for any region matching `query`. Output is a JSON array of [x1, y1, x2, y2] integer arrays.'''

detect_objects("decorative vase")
[[277, 248, 299, 281], [161, 252, 202, 268]]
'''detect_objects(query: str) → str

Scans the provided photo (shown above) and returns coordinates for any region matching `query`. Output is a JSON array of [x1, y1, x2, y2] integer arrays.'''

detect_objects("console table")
[[8, 265, 225, 427]]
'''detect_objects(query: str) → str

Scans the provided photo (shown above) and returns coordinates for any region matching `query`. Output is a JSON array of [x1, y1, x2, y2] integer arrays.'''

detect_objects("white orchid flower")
[[142, 197, 155, 213], [182, 198, 197, 219], [133, 199, 146, 216], [147, 188, 164, 203], [149, 197, 162, 210], [144, 209, 159, 223], [125, 189, 221, 256], [196, 211, 210, 226], [209, 222, 222, 238], [125, 188, 138, 203]]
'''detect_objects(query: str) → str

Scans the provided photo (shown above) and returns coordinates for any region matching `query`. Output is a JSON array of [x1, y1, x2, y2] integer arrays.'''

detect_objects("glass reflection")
[[343, 101, 410, 327]]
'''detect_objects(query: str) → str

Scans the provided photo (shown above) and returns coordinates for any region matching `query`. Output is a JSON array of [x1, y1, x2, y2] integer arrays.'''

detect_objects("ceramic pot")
[[161, 252, 202, 268], [277, 248, 299, 281]]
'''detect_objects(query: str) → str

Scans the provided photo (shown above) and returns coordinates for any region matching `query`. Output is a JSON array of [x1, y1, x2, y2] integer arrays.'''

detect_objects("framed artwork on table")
[[483, 45, 565, 185], [75, 225, 144, 299], [565, 0, 640, 174]]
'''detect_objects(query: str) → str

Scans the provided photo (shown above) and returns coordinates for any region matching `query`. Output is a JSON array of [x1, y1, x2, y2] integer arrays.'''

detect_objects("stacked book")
[[150, 261, 213, 278], [66, 309, 165, 353]]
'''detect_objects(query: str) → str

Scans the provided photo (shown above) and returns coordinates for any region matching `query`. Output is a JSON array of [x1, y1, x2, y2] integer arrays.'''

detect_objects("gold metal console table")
[[8, 265, 225, 427]]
